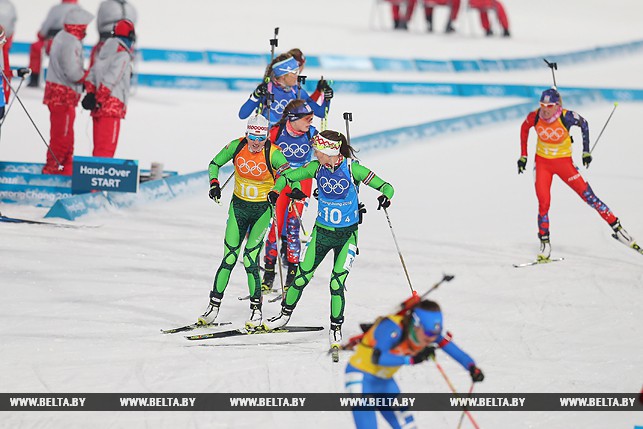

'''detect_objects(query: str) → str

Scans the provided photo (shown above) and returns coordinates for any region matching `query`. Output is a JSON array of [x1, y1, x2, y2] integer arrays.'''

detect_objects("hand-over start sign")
[[72, 156, 139, 194]]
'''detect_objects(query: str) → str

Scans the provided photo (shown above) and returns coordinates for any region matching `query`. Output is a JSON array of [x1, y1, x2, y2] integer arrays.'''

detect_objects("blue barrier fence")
[[136, 73, 643, 102], [38, 93, 603, 220], [11, 39, 643, 73]]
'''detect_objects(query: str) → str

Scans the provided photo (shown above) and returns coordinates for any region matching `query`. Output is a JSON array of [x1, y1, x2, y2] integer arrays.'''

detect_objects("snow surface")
[[1, 0, 642, 428]]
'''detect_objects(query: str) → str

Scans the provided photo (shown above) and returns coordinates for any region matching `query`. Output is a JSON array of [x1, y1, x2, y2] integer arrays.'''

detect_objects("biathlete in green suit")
[[262, 129, 395, 348], [198, 114, 297, 330]]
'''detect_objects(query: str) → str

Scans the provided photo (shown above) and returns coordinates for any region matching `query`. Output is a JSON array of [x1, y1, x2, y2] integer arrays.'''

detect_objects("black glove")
[[316, 79, 330, 92], [377, 195, 390, 210], [469, 365, 485, 383], [267, 190, 279, 205], [81, 93, 97, 111], [17, 67, 32, 78], [517, 156, 527, 174], [209, 179, 221, 202], [411, 346, 435, 365], [323, 87, 334, 100], [253, 82, 268, 99], [312, 188, 319, 200], [286, 188, 307, 200], [358, 202, 367, 224], [582, 151, 592, 168]]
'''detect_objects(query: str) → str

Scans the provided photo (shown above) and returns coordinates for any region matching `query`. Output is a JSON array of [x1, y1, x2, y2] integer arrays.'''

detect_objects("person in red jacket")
[[468, 0, 510, 37], [518, 88, 640, 259], [82, 19, 135, 158], [41, 7, 93, 175], [28, 0, 80, 88]]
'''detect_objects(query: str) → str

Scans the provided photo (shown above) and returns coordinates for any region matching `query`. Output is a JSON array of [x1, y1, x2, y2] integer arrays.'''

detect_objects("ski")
[[612, 234, 643, 256], [268, 293, 285, 303], [0, 213, 98, 229], [238, 288, 278, 301], [161, 321, 232, 334], [185, 325, 323, 341], [513, 257, 564, 268]]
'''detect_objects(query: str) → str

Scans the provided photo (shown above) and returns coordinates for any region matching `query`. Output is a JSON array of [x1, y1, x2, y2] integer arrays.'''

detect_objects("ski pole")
[[0, 70, 63, 170], [269, 27, 279, 62], [432, 356, 481, 429], [272, 206, 286, 297], [289, 199, 308, 237], [297, 75, 306, 99], [589, 102, 618, 155], [339, 274, 454, 351], [343, 111, 352, 144], [383, 207, 414, 293], [457, 382, 476, 429], [256, 28, 279, 117], [543, 58, 558, 88], [0, 74, 26, 126]]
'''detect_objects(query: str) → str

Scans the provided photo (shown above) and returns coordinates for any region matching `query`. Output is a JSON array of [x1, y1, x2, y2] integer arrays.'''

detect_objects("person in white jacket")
[[41, 7, 93, 175], [91, 0, 137, 63], [82, 19, 135, 158], [28, 0, 80, 88]]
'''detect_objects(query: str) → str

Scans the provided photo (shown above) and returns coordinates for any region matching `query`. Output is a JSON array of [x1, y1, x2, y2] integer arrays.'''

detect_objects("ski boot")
[[245, 300, 262, 331], [329, 322, 343, 348], [27, 72, 40, 88], [537, 234, 551, 261], [262, 307, 293, 331], [197, 296, 221, 325], [261, 264, 276, 294], [284, 262, 298, 291], [610, 219, 643, 254]]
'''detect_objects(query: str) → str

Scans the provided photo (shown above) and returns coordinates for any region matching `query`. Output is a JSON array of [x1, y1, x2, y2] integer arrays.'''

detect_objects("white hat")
[[246, 114, 269, 138], [64, 8, 94, 26]]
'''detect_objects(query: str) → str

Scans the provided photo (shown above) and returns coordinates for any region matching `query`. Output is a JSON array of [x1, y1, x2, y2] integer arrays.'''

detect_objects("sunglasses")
[[247, 134, 267, 142], [540, 102, 557, 108]]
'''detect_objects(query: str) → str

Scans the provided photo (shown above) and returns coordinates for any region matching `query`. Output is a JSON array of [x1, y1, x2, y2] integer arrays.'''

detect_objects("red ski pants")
[[29, 37, 52, 76], [92, 116, 121, 158], [43, 104, 75, 175], [534, 156, 616, 236], [2, 36, 12, 103], [469, 0, 509, 30]]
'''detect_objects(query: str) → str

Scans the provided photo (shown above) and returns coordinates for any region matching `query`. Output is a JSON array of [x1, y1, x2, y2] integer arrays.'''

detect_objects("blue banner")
[[72, 156, 139, 194]]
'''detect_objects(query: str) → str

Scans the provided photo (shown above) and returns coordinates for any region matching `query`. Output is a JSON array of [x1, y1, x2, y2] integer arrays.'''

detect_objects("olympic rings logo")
[[271, 99, 290, 115], [319, 177, 350, 194], [536, 126, 565, 142], [236, 156, 267, 176], [279, 143, 311, 158]]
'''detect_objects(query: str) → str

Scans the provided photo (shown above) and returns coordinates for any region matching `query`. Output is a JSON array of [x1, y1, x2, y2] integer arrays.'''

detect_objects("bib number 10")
[[239, 183, 259, 199], [322, 207, 342, 224]]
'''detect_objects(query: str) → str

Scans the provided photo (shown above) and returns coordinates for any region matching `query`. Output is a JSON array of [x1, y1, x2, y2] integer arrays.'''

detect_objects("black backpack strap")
[[264, 142, 275, 179]]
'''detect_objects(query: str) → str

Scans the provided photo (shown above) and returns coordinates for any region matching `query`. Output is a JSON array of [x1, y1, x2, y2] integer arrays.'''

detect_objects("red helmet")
[[113, 19, 136, 41]]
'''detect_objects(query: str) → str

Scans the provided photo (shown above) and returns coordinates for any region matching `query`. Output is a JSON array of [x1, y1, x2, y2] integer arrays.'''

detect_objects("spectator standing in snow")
[[27, 0, 80, 88], [41, 7, 93, 175], [82, 19, 135, 158], [262, 130, 394, 350], [261, 100, 317, 293], [469, 0, 510, 37], [345, 299, 484, 429], [198, 114, 298, 331], [239, 53, 332, 125], [518, 87, 640, 259], [91, 0, 137, 63]]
